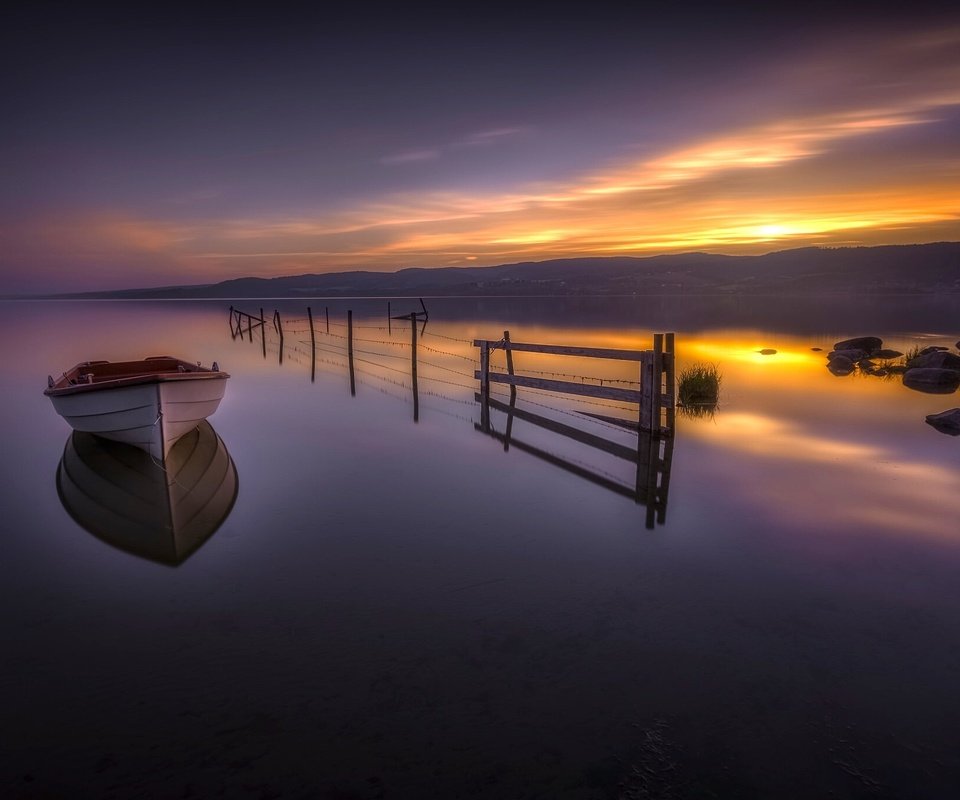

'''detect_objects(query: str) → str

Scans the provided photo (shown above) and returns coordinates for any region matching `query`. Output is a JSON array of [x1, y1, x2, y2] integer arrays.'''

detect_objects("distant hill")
[[49, 242, 960, 299]]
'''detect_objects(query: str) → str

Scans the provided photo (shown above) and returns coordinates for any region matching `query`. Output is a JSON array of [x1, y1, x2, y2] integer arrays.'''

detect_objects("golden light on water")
[[683, 412, 960, 541], [683, 340, 819, 368]]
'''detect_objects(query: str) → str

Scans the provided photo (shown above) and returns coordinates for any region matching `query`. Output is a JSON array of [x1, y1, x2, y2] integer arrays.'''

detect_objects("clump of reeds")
[[902, 343, 923, 364], [677, 362, 721, 417]]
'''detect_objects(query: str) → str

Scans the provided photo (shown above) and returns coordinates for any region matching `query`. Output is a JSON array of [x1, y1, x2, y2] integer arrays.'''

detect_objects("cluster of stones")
[[824, 336, 960, 436], [825, 336, 905, 377]]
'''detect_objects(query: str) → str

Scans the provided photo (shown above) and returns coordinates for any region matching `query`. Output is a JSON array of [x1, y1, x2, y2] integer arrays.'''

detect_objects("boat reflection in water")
[[56, 421, 238, 565]]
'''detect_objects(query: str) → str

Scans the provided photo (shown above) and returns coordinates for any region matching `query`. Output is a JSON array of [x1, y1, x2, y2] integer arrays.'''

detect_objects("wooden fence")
[[229, 307, 677, 523], [229, 306, 267, 358], [475, 332, 675, 435]]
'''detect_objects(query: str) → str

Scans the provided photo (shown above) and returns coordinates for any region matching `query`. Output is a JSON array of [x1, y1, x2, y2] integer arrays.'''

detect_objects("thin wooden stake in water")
[[503, 389, 517, 452], [274, 310, 284, 365], [307, 306, 316, 383], [325, 306, 330, 334], [479, 341, 491, 432], [503, 329, 516, 404], [652, 333, 664, 433], [639, 351, 652, 432], [388, 302, 391, 335], [347, 309, 355, 396], [260, 308, 266, 358], [410, 313, 419, 422], [480, 341, 490, 400], [664, 332, 676, 435]]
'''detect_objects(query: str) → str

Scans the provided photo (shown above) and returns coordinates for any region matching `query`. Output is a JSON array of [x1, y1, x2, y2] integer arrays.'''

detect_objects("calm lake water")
[[2, 296, 959, 799]]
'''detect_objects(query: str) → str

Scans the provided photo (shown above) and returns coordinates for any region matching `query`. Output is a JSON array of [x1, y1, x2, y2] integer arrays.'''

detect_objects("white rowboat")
[[45, 356, 229, 460]]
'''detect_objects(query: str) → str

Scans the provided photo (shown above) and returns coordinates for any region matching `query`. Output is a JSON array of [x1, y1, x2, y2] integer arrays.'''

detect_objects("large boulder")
[[919, 346, 949, 355], [907, 351, 960, 371], [903, 368, 960, 394], [834, 336, 882, 353], [925, 408, 960, 436]]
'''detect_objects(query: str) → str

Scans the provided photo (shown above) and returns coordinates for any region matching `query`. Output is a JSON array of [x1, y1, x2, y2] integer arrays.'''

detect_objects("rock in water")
[[757, 349, 777, 355], [925, 408, 960, 436], [811, 347, 823, 352], [828, 356, 854, 375], [907, 351, 960, 371], [874, 349, 903, 359], [834, 336, 882, 353], [903, 368, 960, 394], [828, 348, 867, 362], [919, 345, 949, 355]]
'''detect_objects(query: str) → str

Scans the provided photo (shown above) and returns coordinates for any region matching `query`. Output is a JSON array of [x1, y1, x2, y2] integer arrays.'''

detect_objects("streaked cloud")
[[380, 149, 442, 165], [5, 22, 960, 288], [453, 127, 531, 148], [380, 126, 530, 167]]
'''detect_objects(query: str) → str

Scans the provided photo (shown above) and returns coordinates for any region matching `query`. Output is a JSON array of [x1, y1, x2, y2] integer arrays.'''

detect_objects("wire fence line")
[[232, 305, 674, 519], [233, 305, 653, 429], [257, 307, 641, 385]]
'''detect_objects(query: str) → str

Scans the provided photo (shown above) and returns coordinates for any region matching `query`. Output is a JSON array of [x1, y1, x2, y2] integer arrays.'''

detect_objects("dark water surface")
[[2, 297, 959, 799]]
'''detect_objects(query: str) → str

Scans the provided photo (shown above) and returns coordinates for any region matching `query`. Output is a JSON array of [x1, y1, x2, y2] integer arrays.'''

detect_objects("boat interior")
[[47, 357, 224, 393]]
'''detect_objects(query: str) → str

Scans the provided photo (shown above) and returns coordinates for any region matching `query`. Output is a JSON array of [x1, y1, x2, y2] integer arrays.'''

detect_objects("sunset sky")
[[2, 4, 959, 292]]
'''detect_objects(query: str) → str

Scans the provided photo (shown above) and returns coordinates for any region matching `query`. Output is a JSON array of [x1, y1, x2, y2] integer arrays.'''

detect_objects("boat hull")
[[48, 373, 227, 460], [56, 421, 238, 565]]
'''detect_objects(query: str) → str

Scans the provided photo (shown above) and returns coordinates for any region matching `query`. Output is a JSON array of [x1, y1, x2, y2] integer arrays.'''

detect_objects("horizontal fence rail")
[[474, 372, 643, 403], [473, 341, 647, 361]]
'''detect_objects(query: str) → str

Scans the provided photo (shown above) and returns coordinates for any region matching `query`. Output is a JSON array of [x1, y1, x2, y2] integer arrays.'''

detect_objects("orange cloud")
[[23, 26, 960, 279]]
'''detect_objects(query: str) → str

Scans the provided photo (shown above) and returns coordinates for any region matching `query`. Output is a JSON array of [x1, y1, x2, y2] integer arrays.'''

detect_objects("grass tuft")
[[678, 362, 722, 415], [902, 343, 923, 364]]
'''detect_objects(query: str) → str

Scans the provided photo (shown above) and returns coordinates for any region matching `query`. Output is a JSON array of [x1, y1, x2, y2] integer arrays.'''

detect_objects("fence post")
[[307, 306, 316, 383], [260, 308, 266, 358], [503, 330, 516, 403], [639, 351, 652, 431], [480, 341, 490, 400], [347, 310, 355, 396], [273, 310, 284, 364], [503, 389, 517, 452], [664, 332, 676, 435], [657, 435, 674, 524], [652, 333, 664, 433], [410, 313, 419, 422]]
